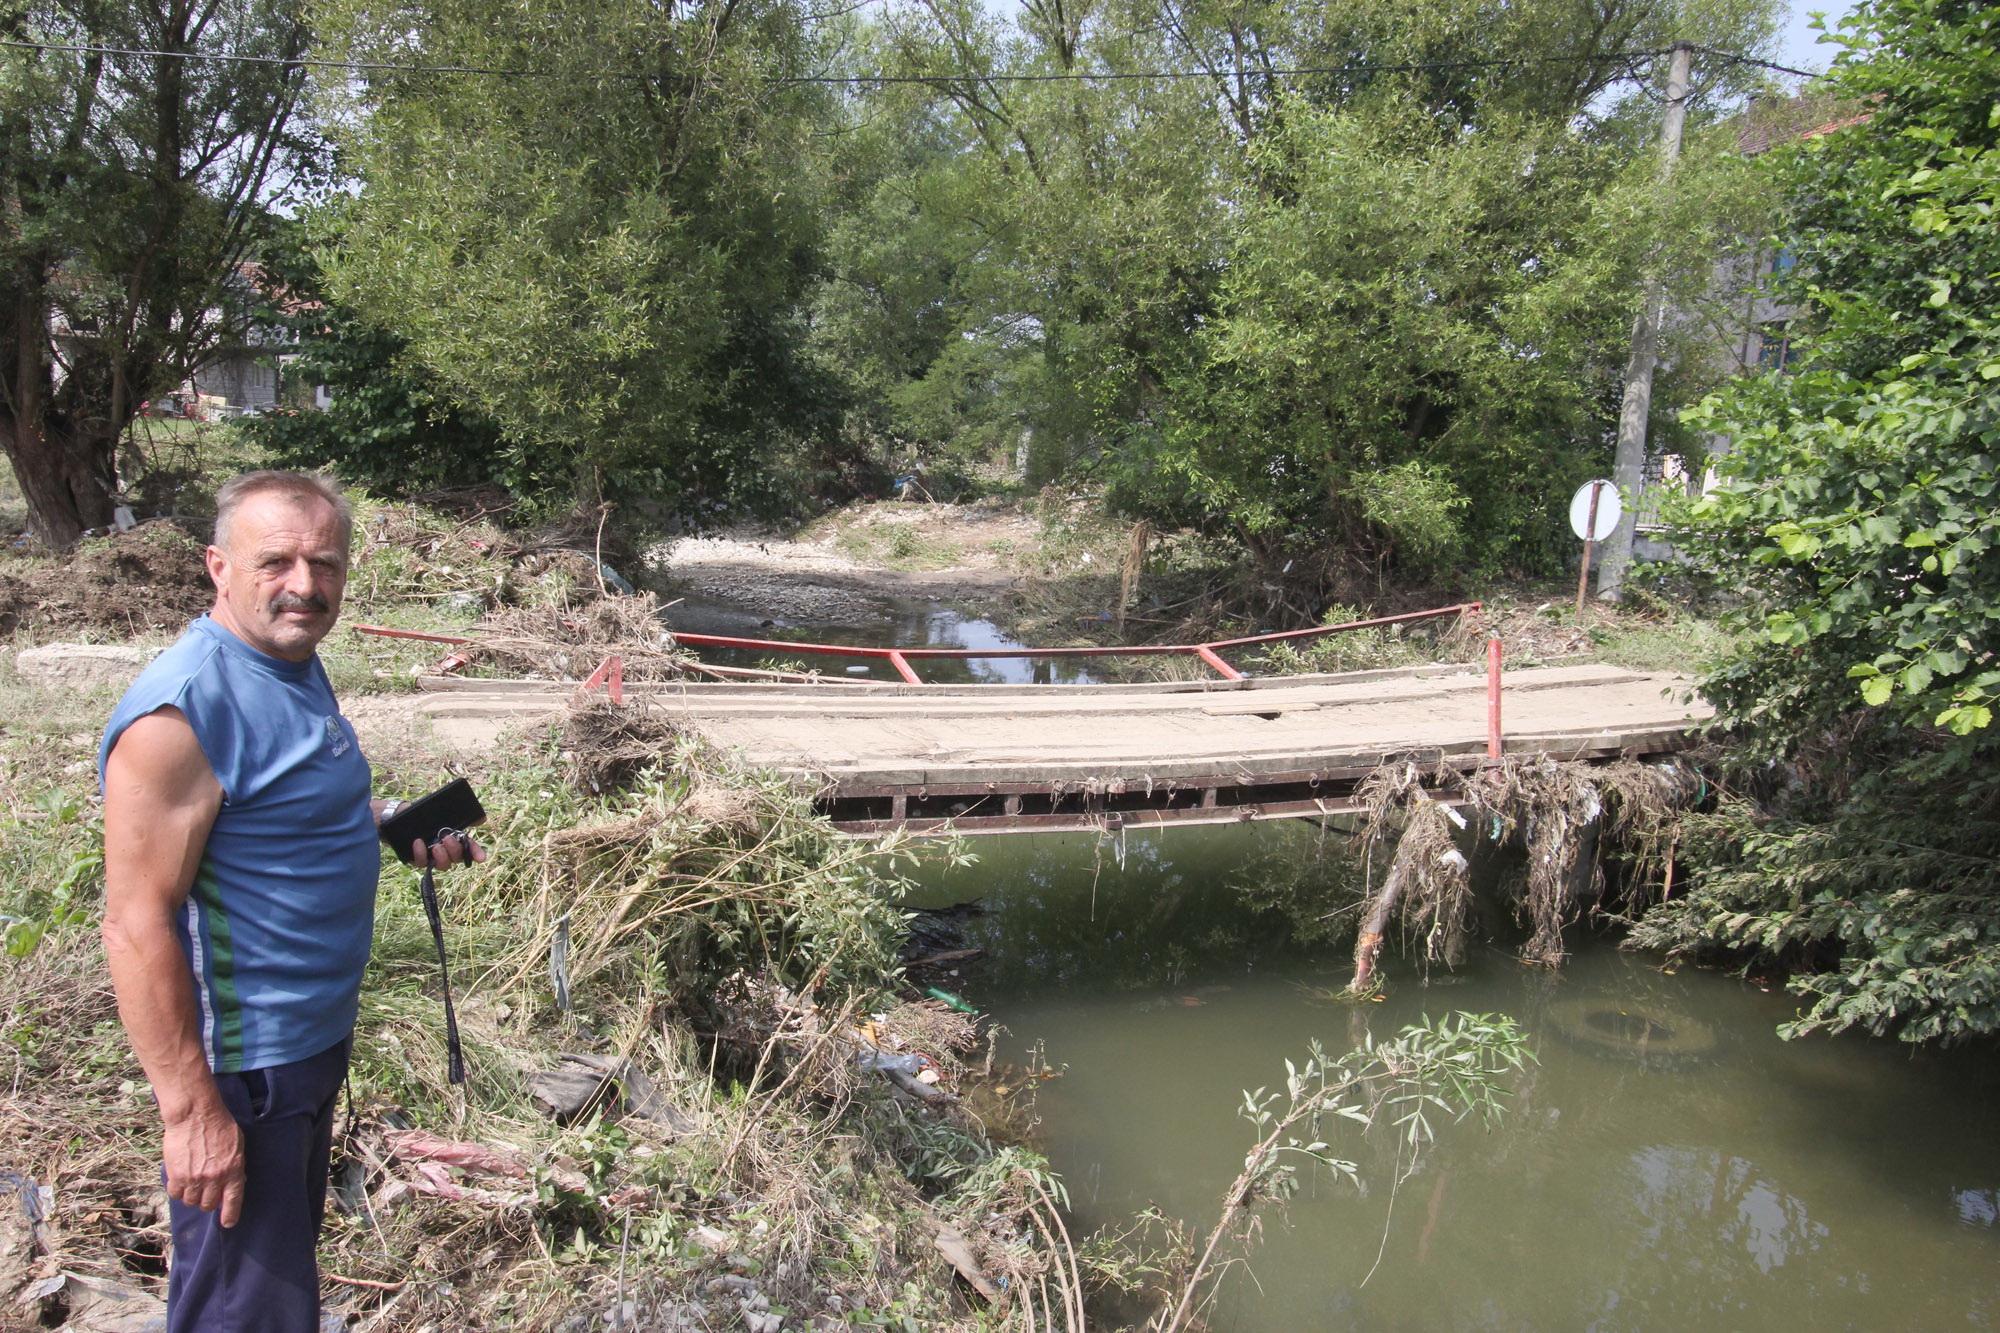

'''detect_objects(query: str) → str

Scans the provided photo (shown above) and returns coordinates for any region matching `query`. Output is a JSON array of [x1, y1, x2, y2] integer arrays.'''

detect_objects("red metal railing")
[[355, 602, 1481, 685]]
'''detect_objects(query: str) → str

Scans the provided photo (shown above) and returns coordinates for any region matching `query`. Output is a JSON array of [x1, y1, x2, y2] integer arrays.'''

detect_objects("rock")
[[528, 1053, 696, 1133], [743, 1312, 784, 1333], [14, 643, 158, 688], [689, 1225, 733, 1254]]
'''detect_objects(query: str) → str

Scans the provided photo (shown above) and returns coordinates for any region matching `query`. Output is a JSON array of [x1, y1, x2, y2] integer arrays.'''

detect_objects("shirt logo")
[[325, 715, 351, 757]]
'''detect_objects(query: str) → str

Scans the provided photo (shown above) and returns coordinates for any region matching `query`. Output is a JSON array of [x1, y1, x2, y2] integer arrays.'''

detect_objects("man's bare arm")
[[101, 709, 243, 1226]]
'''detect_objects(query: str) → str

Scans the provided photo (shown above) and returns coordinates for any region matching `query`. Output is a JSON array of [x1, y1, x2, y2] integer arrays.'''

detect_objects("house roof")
[[1735, 92, 1874, 156]]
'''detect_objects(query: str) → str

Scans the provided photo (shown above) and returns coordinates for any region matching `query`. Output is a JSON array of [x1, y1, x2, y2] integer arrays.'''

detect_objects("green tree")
[[1638, 0, 2000, 1042], [848, 0, 1777, 587], [1133, 101, 1758, 584], [802, 37, 1045, 478], [236, 216, 512, 498], [318, 0, 854, 520], [0, 0, 316, 544]]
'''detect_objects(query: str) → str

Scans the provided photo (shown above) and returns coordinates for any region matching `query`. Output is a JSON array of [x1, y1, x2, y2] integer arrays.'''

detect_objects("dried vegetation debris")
[[358, 503, 694, 684], [353, 501, 639, 619], [522, 767, 867, 1006], [1350, 753, 1708, 990], [354, 501, 702, 689], [0, 934, 173, 1328], [1, 747, 1048, 1331], [475, 596, 688, 684], [0, 497, 650, 651], [1350, 763, 1475, 991], [559, 698, 689, 795]]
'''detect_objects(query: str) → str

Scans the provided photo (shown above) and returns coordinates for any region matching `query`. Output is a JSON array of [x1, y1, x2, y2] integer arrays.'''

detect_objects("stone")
[[528, 1053, 696, 1133], [14, 643, 158, 688], [688, 1225, 732, 1254]]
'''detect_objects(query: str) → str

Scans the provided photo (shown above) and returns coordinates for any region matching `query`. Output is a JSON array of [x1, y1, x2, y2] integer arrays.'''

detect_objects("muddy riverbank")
[[651, 500, 1037, 624]]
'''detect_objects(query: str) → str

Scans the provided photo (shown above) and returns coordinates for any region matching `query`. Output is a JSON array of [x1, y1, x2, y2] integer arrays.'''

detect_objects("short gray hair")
[[212, 471, 353, 554]]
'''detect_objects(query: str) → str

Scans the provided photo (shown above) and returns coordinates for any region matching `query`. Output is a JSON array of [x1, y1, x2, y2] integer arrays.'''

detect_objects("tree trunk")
[[4, 258, 123, 545], [4, 416, 119, 547]]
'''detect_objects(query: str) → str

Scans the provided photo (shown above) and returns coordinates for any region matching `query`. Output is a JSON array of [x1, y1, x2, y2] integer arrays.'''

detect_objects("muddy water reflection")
[[910, 825, 2000, 1330], [666, 595, 1097, 684]]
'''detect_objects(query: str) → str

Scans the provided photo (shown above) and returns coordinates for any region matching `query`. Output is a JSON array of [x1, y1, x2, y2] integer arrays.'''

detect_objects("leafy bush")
[[1629, 786, 2000, 1043], [1255, 604, 1429, 675], [1654, 0, 2000, 1043], [1355, 461, 1469, 577]]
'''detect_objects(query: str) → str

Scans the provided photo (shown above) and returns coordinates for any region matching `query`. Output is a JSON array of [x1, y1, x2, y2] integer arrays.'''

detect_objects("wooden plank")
[[832, 793, 1443, 836], [824, 734, 1698, 836], [785, 728, 1693, 789], [413, 664, 1709, 827]]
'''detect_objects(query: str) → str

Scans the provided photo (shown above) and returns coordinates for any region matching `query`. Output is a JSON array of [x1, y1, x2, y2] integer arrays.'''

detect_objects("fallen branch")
[[326, 1272, 407, 1292]]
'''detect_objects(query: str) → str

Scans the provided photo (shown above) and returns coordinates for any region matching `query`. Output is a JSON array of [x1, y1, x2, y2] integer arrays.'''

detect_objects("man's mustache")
[[270, 593, 330, 613]]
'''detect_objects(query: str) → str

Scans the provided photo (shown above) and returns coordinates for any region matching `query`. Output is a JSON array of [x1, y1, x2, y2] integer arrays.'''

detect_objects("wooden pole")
[[1575, 481, 1604, 620], [1487, 638, 1503, 759], [1599, 41, 1694, 602]]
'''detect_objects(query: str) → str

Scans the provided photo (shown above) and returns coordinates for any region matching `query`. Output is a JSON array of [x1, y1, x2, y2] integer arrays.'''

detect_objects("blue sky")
[[1777, 1, 1858, 74]]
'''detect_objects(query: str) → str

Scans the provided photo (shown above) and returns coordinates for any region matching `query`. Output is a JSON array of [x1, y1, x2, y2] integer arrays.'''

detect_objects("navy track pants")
[[166, 1036, 350, 1333]]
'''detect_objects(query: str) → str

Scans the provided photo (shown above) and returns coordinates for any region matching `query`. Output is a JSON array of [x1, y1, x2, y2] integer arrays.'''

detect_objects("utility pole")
[[1597, 41, 1693, 602]]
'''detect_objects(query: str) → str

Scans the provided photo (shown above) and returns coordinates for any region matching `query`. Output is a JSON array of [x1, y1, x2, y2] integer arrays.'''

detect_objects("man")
[[99, 471, 482, 1332]]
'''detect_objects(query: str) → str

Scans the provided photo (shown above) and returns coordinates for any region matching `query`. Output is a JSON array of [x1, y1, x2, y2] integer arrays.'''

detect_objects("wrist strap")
[[417, 864, 466, 1085]]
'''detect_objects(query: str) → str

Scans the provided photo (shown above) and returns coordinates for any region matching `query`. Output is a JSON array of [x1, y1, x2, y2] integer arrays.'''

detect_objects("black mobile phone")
[[380, 777, 488, 864]]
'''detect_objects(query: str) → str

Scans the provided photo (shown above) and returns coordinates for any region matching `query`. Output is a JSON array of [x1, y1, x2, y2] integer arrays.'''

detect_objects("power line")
[[2, 35, 1826, 86], [792, 50, 1678, 86], [0, 39, 539, 77], [0, 36, 1680, 85], [1693, 45, 1822, 79]]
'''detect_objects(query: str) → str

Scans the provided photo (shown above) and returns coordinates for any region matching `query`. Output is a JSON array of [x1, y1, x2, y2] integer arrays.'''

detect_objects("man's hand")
[[162, 1093, 247, 1226], [411, 832, 487, 871]]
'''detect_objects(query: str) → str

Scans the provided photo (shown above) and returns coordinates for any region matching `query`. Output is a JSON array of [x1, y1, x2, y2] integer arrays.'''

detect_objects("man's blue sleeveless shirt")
[[99, 615, 379, 1073]]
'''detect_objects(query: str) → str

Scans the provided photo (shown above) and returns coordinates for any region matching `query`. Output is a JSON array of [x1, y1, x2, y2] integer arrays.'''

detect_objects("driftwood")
[[905, 947, 985, 970], [1349, 860, 1410, 994], [1349, 771, 1472, 993], [935, 1226, 1004, 1304], [1348, 756, 1705, 991]]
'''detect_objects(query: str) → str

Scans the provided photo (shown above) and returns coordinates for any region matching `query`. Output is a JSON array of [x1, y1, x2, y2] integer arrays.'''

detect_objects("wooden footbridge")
[[407, 654, 1710, 836]]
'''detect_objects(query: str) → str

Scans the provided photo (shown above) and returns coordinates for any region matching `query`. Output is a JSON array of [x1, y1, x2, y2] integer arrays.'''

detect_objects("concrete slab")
[[14, 643, 159, 688]]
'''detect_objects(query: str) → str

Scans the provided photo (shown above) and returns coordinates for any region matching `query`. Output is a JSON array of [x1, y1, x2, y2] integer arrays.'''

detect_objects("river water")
[[669, 592, 1999, 1323], [666, 596, 1099, 684], [908, 823, 2000, 1330]]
